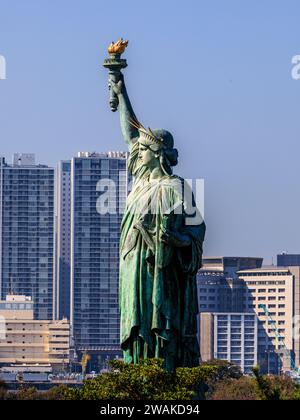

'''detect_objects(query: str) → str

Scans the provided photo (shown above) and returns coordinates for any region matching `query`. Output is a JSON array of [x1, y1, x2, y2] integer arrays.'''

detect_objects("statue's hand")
[[160, 229, 191, 248], [109, 75, 124, 96]]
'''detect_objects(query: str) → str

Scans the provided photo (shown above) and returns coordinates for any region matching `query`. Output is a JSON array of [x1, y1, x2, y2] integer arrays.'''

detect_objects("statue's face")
[[138, 143, 159, 169]]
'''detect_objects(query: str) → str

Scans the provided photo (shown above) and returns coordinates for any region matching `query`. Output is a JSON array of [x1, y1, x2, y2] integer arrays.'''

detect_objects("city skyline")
[[1, 1, 300, 401], [0, 151, 299, 375], [1, 1, 300, 263], [1, 149, 299, 267]]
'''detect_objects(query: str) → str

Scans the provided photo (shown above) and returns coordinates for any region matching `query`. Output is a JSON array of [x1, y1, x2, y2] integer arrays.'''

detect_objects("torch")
[[103, 38, 129, 112]]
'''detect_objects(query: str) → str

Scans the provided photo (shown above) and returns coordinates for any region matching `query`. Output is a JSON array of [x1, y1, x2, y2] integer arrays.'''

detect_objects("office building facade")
[[277, 253, 300, 267], [197, 257, 263, 313], [237, 267, 297, 374], [70, 152, 128, 369], [200, 312, 258, 374], [0, 154, 54, 320], [0, 295, 69, 369]]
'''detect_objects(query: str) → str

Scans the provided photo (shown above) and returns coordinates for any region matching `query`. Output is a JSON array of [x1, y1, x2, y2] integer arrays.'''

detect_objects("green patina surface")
[[104, 44, 206, 372]]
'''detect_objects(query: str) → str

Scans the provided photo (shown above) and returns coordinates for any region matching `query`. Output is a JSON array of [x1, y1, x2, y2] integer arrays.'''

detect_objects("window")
[[101, 160, 109, 170], [231, 316, 242, 321]]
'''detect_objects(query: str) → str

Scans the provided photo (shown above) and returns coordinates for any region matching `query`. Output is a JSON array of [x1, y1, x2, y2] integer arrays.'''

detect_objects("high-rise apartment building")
[[237, 266, 300, 374], [0, 154, 54, 320], [55, 160, 71, 320], [70, 151, 128, 369], [200, 312, 258, 374]]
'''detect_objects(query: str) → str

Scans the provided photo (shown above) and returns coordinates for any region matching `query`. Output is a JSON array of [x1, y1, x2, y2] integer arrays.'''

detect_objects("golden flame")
[[108, 38, 129, 54]]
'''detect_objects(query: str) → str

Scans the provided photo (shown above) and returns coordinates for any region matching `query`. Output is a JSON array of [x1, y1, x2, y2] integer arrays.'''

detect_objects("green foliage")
[[0, 379, 8, 400], [208, 376, 259, 400], [41, 385, 70, 400], [14, 386, 40, 400], [64, 358, 241, 400], [206, 365, 300, 400], [3, 360, 300, 400], [252, 366, 300, 400], [0, 384, 70, 401]]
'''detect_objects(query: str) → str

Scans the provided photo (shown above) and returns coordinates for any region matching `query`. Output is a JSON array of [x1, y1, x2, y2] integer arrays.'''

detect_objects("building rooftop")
[[237, 266, 290, 274], [201, 256, 263, 272], [0, 154, 51, 169], [2, 295, 32, 303], [201, 312, 257, 316], [77, 151, 127, 159], [203, 256, 263, 260]]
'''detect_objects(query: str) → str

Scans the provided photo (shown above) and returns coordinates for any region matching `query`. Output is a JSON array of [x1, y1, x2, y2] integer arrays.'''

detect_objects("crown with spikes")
[[129, 117, 164, 146]]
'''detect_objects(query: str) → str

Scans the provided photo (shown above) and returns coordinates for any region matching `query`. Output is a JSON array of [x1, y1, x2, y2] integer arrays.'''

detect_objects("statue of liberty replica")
[[104, 39, 206, 372]]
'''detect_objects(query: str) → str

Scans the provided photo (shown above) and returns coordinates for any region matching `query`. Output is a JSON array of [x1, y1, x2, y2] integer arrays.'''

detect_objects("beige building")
[[237, 267, 300, 373], [0, 295, 70, 369]]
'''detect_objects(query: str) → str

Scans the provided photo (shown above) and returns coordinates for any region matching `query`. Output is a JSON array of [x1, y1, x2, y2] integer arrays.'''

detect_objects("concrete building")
[[198, 259, 300, 374], [237, 267, 299, 374], [277, 253, 300, 267], [54, 160, 71, 320], [0, 295, 70, 370], [197, 257, 263, 313], [200, 312, 258, 374], [0, 154, 54, 320], [70, 151, 128, 370]]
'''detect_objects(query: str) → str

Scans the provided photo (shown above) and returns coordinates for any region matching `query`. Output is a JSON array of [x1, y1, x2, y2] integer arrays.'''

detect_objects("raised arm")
[[109, 73, 139, 148]]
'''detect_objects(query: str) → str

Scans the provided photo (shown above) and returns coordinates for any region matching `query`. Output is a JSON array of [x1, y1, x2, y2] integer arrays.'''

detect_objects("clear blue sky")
[[0, 0, 300, 263]]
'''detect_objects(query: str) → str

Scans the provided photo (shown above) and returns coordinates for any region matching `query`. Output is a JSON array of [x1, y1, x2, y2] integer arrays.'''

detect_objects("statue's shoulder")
[[161, 174, 184, 186], [159, 174, 184, 197], [160, 175, 195, 202]]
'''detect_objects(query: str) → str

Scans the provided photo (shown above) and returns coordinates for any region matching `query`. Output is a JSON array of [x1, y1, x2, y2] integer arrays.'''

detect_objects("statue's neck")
[[149, 166, 165, 181]]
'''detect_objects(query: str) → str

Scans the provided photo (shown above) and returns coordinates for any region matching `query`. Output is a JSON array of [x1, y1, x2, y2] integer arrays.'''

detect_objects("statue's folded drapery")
[[119, 141, 206, 372]]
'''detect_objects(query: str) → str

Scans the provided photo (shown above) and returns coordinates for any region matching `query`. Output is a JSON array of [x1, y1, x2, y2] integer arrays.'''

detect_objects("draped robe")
[[119, 141, 206, 371]]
